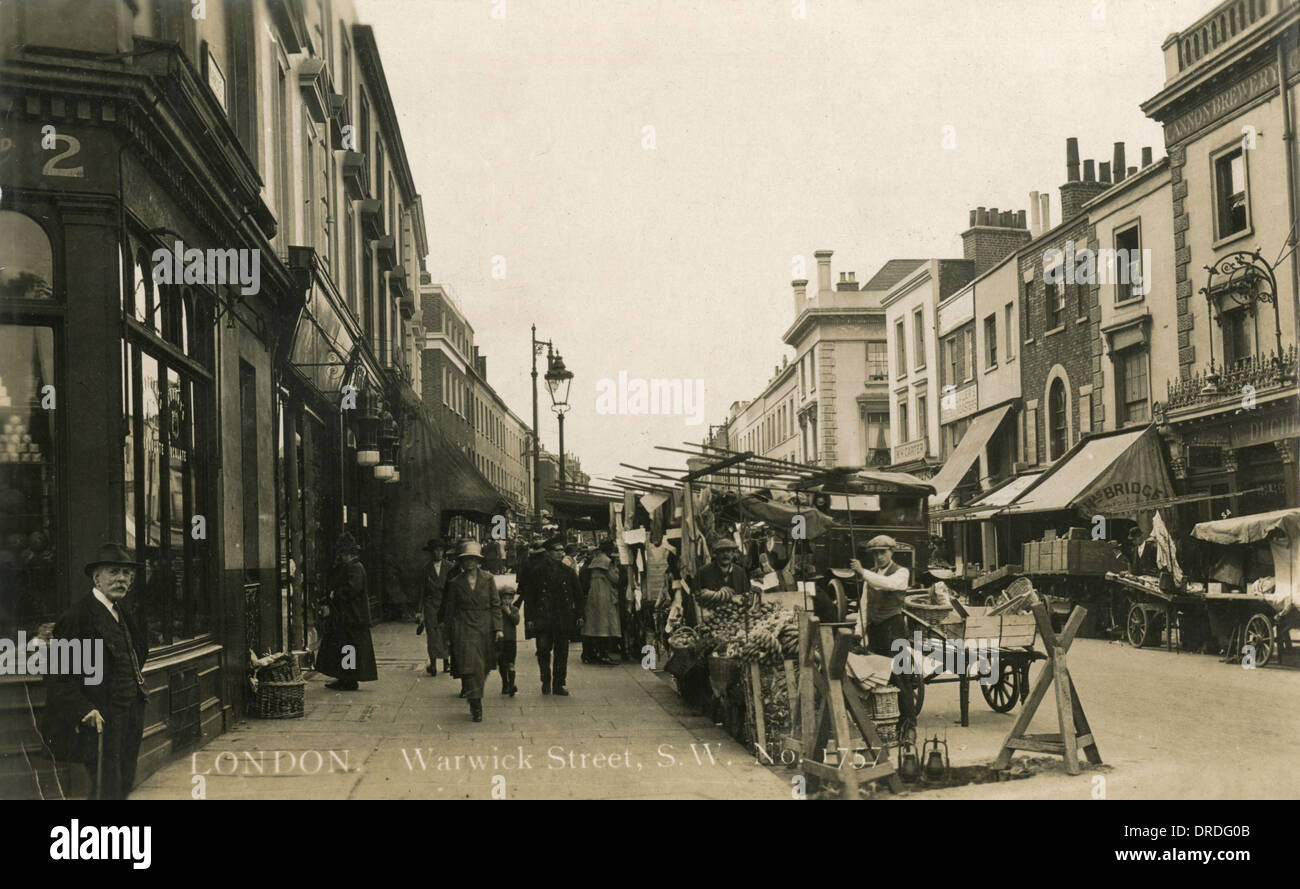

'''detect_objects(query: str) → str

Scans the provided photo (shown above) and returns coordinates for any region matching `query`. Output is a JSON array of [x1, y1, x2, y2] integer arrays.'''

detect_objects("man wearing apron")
[[849, 535, 916, 741]]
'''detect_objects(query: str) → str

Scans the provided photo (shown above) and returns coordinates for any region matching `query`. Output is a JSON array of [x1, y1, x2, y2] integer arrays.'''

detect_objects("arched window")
[[0, 210, 55, 300], [1049, 378, 1068, 460]]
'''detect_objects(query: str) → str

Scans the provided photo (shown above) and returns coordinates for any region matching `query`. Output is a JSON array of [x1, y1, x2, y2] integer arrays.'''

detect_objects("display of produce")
[[697, 600, 798, 665]]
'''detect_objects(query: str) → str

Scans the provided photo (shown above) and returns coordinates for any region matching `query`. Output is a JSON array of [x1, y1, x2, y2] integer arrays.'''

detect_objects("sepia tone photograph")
[[1, 0, 1298, 833]]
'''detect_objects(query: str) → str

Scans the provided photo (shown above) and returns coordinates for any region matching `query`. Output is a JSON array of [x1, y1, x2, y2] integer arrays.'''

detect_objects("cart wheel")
[[980, 660, 1019, 712], [1244, 613, 1273, 667], [983, 594, 1001, 608], [1126, 602, 1158, 648]]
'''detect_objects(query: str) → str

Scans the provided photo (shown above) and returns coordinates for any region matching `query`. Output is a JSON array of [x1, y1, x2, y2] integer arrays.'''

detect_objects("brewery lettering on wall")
[[1231, 411, 1300, 450], [1166, 62, 1277, 144]]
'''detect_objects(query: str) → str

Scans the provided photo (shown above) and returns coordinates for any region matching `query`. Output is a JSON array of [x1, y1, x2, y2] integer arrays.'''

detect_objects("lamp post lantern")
[[530, 328, 575, 529]]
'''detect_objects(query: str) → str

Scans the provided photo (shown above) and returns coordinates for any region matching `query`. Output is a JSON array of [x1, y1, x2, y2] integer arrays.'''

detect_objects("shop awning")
[[934, 471, 1043, 523], [396, 388, 507, 524], [1010, 426, 1173, 518], [1192, 507, 1300, 545], [927, 404, 1013, 508]]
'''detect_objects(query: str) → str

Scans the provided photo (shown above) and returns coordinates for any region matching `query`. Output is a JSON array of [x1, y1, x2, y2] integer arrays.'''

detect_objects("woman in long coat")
[[580, 540, 622, 665], [438, 541, 503, 721], [317, 533, 378, 690]]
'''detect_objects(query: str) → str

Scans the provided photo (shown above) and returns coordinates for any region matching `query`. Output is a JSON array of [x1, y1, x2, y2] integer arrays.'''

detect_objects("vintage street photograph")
[[2, 0, 1298, 824]]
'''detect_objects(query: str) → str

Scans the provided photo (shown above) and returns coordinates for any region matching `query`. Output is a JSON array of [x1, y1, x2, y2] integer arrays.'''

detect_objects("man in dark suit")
[[42, 543, 150, 800], [520, 535, 585, 696], [419, 538, 455, 676]]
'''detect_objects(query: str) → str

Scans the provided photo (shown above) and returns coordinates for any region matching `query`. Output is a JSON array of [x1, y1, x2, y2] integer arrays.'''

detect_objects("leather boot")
[[470, 698, 483, 722], [508, 669, 518, 696]]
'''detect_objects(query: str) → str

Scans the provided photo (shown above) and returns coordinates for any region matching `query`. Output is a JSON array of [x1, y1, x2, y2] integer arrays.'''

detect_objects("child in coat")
[[497, 583, 520, 695]]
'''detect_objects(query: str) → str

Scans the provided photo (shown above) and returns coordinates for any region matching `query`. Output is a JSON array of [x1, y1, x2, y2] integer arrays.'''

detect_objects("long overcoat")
[[439, 568, 502, 678], [421, 557, 455, 659], [316, 558, 379, 682], [581, 553, 621, 638]]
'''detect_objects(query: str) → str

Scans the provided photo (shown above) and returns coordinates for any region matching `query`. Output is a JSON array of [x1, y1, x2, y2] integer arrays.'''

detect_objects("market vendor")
[[695, 537, 752, 604], [847, 534, 917, 740]]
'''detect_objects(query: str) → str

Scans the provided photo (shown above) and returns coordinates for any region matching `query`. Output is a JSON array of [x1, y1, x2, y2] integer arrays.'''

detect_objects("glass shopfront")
[[122, 244, 215, 648], [0, 210, 60, 639]]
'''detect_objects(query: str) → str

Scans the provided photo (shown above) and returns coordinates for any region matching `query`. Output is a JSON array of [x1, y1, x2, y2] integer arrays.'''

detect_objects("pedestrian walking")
[[41, 543, 149, 799], [497, 583, 521, 696], [519, 534, 585, 695], [418, 538, 455, 676], [317, 533, 378, 691], [439, 540, 503, 721], [581, 539, 622, 664]]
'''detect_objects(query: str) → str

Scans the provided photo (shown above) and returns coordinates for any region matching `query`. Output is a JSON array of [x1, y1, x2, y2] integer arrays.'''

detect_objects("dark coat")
[[521, 556, 584, 639], [41, 592, 149, 764], [695, 561, 750, 597], [439, 568, 502, 678], [421, 557, 455, 659], [316, 558, 379, 682]]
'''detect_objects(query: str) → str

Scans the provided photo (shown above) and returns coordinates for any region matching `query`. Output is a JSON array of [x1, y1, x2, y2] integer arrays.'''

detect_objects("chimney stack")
[[1029, 191, 1041, 235], [1066, 137, 1081, 182], [815, 250, 833, 296], [962, 204, 1031, 276], [836, 270, 859, 292], [1112, 142, 1127, 183], [1059, 139, 1111, 220]]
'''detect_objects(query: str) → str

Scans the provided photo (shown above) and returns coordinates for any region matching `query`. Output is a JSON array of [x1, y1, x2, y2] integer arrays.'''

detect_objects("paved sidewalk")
[[132, 621, 793, 800]]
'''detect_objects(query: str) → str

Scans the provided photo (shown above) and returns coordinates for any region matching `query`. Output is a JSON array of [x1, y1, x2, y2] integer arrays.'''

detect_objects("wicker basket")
[[903, 592, 952, 623], [257, 656, 302, 684], [873, 718, 900, 745], [868, 686, 900, 720], [248, 680, 306, 719]]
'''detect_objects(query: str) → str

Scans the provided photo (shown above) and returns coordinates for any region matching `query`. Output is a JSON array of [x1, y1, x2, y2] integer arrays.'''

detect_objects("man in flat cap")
[[848, 535, 917, 739], [519, 534, 585, 695], [42, 543, 149, 799]]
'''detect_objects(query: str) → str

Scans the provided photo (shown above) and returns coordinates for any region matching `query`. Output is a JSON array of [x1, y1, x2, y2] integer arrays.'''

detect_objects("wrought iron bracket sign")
[[1199, 248, 1287, 386]]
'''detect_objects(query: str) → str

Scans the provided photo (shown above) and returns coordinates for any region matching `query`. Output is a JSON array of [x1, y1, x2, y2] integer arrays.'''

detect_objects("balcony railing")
[[1176, 0, 1274, 72], [1162, 345, 1298, 411]]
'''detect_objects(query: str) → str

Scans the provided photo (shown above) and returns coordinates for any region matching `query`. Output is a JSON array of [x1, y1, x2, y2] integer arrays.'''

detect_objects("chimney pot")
[[1029, 191, 1041, 235], [1112, 142, 1126, 183], [1128, 166, 1137, 178], [969, 209, 977, 227], [1083, 159, 1096, 182], [815, 250, 833, 295], [1142, 146, 1153, 167], [1099, 162, 1111, 183], [1039, 193, 1051, 231], [839, 272, 846, 282], [1066, 137, 1081, 182], [1016, 209, 1026, 229]]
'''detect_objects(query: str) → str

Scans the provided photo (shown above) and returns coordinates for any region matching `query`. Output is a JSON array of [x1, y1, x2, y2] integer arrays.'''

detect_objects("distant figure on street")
[[317, 533, 378, 691], [419, 538, 455, 676], [581, 539, 622, 665], [439, 540, 503, 721], [497, 583, 520, 696], [42, 543, 149, 799]]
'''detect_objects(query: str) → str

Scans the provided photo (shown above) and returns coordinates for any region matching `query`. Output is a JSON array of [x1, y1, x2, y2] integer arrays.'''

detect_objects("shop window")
[[1048, 378, 1068, 460], [1114, 345, 1150, 425], [122, 321, 213, 647], [1213, 146, 1249, 240], [0, 211, 55, 301], [0, 325, 59, 638]]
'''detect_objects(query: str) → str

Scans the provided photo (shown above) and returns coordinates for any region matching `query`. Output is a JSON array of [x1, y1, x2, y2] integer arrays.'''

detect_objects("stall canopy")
[[545, 488, 619, 529], [1192, 507, 1300, 545], [926, 404, 1013, 507], [794, 467, 936, 496], [736, 495, 836, 539], [935, 471, 1043, 523], [1009, 426, 1173, 520]]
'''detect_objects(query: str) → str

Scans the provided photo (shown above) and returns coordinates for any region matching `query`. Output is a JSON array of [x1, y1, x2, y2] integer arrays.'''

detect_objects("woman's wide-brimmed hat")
[[457, 540, 484, 560], [83, 542, 140, 577]]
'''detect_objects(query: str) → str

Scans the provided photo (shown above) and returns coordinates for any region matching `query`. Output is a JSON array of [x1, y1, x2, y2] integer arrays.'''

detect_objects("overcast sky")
[[360, 0, 1210, 486]]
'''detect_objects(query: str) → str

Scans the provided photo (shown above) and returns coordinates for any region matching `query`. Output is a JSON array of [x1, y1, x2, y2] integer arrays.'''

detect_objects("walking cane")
[[95, 722, 104, 801]]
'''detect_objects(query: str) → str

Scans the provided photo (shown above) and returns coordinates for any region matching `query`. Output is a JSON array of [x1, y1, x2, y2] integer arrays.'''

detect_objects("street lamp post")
[[530, 326, 575, 531]]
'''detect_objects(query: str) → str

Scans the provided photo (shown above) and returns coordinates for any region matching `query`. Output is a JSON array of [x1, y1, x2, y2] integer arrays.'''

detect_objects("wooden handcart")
[[900, 597, 1044, 727]]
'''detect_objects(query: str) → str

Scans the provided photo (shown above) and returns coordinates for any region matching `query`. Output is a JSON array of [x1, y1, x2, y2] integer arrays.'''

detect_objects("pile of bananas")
[[739, 627, 784, 663], [696, 586, 738, 607]]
